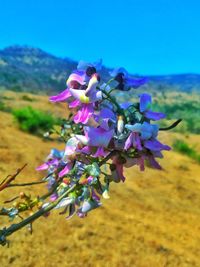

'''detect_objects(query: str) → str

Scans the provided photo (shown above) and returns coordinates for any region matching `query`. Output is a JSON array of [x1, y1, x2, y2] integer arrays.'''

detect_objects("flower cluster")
[[0, 59, 180, 246], [36, 59, 170, 218]]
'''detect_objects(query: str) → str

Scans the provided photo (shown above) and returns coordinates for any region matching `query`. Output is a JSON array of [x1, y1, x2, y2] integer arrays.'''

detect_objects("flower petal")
[[66, 72, 86, 87], [47, 149, 64, 160], [85, 74, 99, 96], [73, 104, 93, 124], [126, 77, 148, 88], [139, 93, 152, 112], [59, 163, 73, 177], [49, 88, 71, 102], [69, 99, 80, 108], [133, 133, 142, 150], [124, 133, 134, 150], [54, 197, 74, 209], [93, 147, 109, 157], [125, 123, 142, 133], [69, 89, 90, 103], [77, 59, 102, 71], [144, 139, 171, 151], [84, 126, 114, 148], [36, 162, 49, 171], [81, 200, 101, 213], [148, 156, 162, 170], [145, 110, 166, 121], [109, 67, 128, 77]]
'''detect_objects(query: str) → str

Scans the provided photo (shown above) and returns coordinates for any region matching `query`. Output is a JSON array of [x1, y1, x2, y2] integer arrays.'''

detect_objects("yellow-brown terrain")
[[0, 91, 200, 267]]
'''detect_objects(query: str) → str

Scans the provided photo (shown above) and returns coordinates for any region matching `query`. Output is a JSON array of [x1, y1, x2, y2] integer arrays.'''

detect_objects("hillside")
[[0, 45, 200, 94], [0, 92, 200, 267], [0, 46, 77, 93]]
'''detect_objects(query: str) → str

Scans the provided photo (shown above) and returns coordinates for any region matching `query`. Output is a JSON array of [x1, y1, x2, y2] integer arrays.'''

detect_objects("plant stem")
[[0, 184, 76, 246], [159, 119, 182, 131], [0, 149, 118, 245], [101, 89, 122, 112]]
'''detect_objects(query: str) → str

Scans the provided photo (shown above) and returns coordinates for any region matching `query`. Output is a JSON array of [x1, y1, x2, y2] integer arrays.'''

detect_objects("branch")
[[0, 164, 27, 192], [0, 184, 76, 246], [8, 181, 46, 188]]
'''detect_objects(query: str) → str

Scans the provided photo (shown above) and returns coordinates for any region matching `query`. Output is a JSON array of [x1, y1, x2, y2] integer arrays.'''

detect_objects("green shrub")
[[152, 100, 200, 134], [173, 139, 200, 164], [12, 106, 59, 135], [21, 95, 35, 102], [0, 100, 12, 112]]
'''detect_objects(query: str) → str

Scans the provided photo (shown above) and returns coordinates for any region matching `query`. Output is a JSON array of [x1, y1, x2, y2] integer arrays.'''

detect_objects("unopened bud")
[[102, 190, 110, 199], [117, 116, 124, 134]]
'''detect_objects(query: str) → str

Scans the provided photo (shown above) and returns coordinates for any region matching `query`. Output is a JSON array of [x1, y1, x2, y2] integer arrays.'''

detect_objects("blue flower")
[[110, 67, 148, 91], [77, 59, 102, 77], [139, 93, 166, 121]]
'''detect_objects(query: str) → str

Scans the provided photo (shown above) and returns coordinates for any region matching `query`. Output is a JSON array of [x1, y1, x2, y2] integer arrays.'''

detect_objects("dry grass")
[[0, 91, 200, 267]]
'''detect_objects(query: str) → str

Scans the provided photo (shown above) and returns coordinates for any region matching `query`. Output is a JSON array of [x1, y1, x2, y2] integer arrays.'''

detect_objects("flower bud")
[[102, 190, 110, 199], [117, 115, 124, 134]]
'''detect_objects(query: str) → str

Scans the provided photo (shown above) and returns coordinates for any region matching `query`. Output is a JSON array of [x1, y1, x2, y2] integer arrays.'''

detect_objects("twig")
[[4, 196, 19, 204], [8, 181, 46, 188], [0, 164, 27, 192], [0, 184, 76, 246], [159, 119, 182, 131]]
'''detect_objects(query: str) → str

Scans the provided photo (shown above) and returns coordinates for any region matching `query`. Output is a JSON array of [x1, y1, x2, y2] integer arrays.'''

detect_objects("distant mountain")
[[149, 74, 200, 92], [0, 45, 200, 94]]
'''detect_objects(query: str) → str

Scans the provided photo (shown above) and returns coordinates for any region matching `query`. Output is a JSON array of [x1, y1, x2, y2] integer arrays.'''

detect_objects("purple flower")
[[49, 72, 86, 103], [77, 59, 102, 77], [147, 155, 162, 170], [110, 68, 148, 91], [94, 108, 116, 131], [58, 162, 74, 178], [50, 193, 58, 201], [125, 122, 158, 140], [73, 103, 94, 124], [84, 126, 114, 148], [143, 139, 171, 152], [139, 93, 166, 121], [36, 158, 59, 171], [36, 148, 64, 172], [93, 147, 109, 158], [69, 73, 101, 103], [49, 88, 72, 103], [124, 132, 142, 151], [124, 120, 170, 160]]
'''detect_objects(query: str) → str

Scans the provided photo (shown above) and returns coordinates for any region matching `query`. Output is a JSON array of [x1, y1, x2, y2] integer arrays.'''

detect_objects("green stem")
[[101, 79, 128, 123], [0, 150, 118, 245], [102, 89, 122, 113], [0, 184, 76, 246]]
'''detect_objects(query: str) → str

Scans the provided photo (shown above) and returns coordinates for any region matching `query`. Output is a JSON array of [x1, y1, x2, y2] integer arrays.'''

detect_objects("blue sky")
[[0, 0, 199, 75]]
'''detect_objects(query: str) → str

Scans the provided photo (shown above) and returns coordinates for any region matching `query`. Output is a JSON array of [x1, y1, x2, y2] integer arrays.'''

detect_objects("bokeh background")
[[0, 1, 200, 266]]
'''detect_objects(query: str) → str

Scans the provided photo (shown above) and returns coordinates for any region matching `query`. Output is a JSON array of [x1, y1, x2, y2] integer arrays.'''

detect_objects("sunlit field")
[[0, 90, 200, 267]]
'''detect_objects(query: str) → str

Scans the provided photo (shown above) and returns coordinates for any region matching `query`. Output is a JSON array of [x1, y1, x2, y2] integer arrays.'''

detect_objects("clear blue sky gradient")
[[0, 0, 199, 75]]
